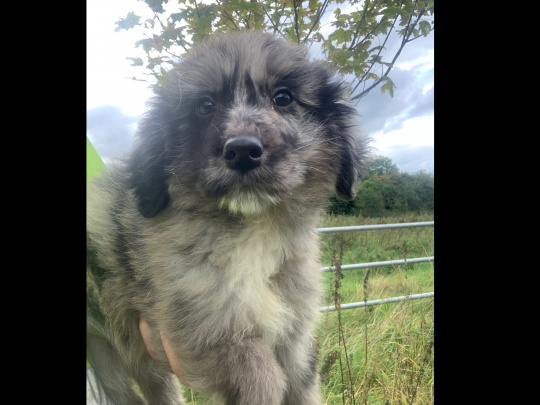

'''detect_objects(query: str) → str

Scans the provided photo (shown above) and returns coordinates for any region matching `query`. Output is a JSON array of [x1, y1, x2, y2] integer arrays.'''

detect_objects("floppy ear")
[[314, 74, 365, 201], [335, 138, 360, 201], [127, 126, 171, 218], [126, 67, 189, 218]]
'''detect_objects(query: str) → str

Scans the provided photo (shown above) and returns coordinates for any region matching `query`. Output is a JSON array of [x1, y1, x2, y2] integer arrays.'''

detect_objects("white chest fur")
[[209, 219, 295, 344]]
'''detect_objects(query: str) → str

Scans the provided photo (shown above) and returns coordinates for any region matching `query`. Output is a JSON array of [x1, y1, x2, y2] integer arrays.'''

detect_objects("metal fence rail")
[[317, 221, 434, 233], [317, 221, 434, 312], [321, 256, 434, 272], [320, 292, 435, 313]]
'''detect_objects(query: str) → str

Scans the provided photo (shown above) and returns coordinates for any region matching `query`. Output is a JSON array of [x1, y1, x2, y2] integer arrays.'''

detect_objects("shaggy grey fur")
[[87, 31, 368, 405]]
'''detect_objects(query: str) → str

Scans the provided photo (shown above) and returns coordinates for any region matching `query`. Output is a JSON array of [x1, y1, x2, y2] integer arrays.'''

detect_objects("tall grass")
[[317, 212, 434, 405], [182, 212, 435, 404]]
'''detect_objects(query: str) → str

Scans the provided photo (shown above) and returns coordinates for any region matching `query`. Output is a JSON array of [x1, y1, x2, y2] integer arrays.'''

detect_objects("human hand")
[[138, 317, 189, 386]]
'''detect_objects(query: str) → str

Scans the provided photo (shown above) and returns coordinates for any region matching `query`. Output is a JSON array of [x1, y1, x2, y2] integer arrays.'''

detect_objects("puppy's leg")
[[277, 336, 321, 405], [188, 338, 287, 405], [87, 334, 145, 405], [132, 355, 184, 405]]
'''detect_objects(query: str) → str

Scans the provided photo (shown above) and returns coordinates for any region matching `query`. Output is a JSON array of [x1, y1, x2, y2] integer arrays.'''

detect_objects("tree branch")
[[406, 25, 435, 44], [348, 0, 378, 51], [232, 3, 252, 29], [292, 0, 301, 43], [193, 0, 201, 19], [350, 15, 387, 52], [303, 0, 330, 44], [215, 0, 241, 31], [351, 4, 427, 102], [351, 12, 397, 99], [261, 4, 284, 36]]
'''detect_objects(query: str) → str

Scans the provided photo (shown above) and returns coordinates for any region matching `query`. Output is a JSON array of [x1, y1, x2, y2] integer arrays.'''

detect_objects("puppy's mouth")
[[200, 137, 294, 215], [205, 172, 284, 216]]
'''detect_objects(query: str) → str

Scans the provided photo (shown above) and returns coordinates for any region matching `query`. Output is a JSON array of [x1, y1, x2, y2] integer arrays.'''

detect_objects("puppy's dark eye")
[[272, 90, 293, 107], [197, 98, 215, 115]]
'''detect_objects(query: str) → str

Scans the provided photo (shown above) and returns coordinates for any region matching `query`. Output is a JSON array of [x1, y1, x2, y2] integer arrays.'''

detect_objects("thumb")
[[160, 331, 189, 386]]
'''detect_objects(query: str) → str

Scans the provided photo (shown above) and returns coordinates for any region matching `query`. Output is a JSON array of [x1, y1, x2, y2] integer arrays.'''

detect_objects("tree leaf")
[[419, 20, 431, 37], [114, 12, 141, 32], [380, 77, 395, 97], [126, 57, 143, 67], [383, 6, 403, 17], [143, 18, 155, 29], [365, 73, 379, 81], [170, 10, 190, 23], [135, 38, 154, 53], [146, 0, 167, 14], [308, 0, 321, 11]]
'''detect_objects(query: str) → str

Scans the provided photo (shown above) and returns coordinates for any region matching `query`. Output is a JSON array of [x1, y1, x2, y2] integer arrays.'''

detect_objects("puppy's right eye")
[[197, 99, 215, 115], [272, 89, 293, 107]]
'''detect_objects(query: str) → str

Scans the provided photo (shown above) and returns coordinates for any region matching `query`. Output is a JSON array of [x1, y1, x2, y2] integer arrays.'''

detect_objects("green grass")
[[181, 212, 434, 404], [319, 212, 435, 268], [317, 212, 434, 405]]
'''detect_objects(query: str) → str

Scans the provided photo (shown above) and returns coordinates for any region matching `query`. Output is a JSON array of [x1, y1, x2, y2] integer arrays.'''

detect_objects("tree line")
[[328, 156, 434, 216]]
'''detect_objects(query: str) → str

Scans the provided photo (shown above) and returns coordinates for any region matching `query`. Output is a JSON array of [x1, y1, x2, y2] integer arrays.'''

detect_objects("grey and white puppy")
[[87, 31, 367, 405]]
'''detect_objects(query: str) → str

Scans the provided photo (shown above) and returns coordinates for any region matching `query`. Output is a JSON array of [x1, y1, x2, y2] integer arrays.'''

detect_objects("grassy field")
[[316, 212, 434, 405], [181, 212, 434, 404]]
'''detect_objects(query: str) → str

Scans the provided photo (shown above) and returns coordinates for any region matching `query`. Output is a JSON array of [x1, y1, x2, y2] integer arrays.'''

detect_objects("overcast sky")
[[87, 0, 434, 174]]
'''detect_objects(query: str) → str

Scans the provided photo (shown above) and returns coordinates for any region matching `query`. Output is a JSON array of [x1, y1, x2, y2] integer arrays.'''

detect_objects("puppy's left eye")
[[272, 90, 293, 107], [197, 98, 215, 115]]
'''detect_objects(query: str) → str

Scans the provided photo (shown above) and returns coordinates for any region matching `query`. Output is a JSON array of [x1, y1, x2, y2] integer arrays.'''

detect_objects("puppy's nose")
[[223, 136, 263, 172]]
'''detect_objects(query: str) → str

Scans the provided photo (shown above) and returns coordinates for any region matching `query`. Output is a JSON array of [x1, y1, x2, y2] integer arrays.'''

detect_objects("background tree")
[[327, 156, 434, 217], [115, 0, 434, 101], [363, 155, 400, 178]]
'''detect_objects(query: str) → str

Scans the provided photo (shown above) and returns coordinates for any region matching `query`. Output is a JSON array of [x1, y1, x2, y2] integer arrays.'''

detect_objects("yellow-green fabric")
[[87, 137, 106, 181]]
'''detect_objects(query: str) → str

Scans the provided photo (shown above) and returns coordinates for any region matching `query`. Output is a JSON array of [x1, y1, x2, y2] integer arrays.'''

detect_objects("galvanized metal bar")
[[319, 292, 434, 313], [321, 256, 434, 272], [317, 221, 434, 312], [316, 221, 434, 233]]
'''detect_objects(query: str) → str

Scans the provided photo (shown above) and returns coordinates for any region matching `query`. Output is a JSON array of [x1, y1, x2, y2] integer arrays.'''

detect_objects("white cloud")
[[372, 115, 434, 155], [422, 83, 434, 95], [396, 49, 434, 72]]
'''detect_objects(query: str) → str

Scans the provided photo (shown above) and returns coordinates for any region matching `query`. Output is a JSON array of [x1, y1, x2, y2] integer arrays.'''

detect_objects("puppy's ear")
[[316, 76, 366, 201], [131, 168, 170, 218], [335, 138, 360, 201], [127, 127, 171, 218]]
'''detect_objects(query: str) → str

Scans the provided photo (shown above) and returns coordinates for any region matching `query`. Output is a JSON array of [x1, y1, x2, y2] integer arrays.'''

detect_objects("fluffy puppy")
[[87, 31, 368, 405]]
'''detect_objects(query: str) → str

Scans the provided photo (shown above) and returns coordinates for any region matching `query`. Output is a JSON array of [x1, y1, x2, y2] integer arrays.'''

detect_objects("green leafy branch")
[[113, 0, 434, 101]]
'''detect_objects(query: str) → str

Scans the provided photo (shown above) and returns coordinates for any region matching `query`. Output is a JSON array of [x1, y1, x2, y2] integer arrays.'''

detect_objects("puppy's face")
[[130, 33, 363, 217]]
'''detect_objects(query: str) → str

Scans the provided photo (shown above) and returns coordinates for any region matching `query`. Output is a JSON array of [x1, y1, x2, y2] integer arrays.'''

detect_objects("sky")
[[87, 0, 434, 174]]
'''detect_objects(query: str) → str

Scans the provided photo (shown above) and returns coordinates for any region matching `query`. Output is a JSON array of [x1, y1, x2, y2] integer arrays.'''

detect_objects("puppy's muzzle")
[[223, 136, 263, 172]]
